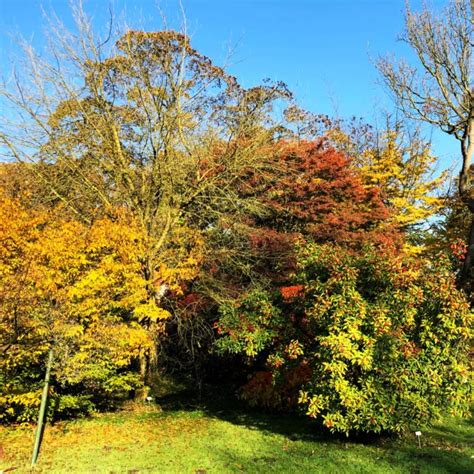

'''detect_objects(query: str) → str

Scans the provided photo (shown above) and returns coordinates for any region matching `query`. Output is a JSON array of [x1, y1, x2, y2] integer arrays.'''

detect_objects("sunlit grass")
[[1, 390, 472, 473]]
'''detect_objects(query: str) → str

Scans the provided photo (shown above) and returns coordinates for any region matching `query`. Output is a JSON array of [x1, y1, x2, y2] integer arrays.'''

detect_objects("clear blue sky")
[[0, 0, 457, 171]]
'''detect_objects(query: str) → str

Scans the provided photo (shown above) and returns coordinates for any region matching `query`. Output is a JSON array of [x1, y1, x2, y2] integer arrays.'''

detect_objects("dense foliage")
[[0, 197, 204, 421], [250, 141, 393, 246], [0, 14, 471, 435], [216, 243, 471, 434]]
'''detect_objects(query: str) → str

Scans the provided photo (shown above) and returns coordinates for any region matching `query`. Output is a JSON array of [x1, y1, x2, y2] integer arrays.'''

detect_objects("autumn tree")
[[0, 198, 163, 420], [425, 189, 471, 281], [0, 6, 292, 384], [351, 121, 446, 254], [283, 107, 444, 249], [376, 0, 474, 284], [248, 140, 395, 247]]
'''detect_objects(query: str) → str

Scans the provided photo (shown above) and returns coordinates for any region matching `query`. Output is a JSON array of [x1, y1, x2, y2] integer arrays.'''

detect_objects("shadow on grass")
[[153, 384, 473, 473], [154, 384, 325, 443], [398, 447, 473, 474], [426, 413, 474, 447], [209, 446, 473, 474]]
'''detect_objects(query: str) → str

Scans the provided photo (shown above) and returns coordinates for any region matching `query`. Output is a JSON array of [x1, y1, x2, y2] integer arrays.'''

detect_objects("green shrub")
[[52, 394, 96, 419], [216, 243, 472, 434], [0, 365, 144, 423]]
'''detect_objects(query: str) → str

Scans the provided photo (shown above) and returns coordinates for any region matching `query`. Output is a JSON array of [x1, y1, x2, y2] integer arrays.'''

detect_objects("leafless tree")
[[377, 0, 473, 284]]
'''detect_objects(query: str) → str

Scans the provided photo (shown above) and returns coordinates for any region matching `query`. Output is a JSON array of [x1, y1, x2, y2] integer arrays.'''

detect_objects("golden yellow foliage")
[[354, 130, 445, 228], [0, 197, 203, 421]]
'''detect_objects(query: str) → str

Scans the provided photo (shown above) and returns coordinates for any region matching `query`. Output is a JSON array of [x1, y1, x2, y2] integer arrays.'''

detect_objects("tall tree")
[[376, 0, 473, 284], [249, 140, 394, 247], [0, 7, 291, 381]]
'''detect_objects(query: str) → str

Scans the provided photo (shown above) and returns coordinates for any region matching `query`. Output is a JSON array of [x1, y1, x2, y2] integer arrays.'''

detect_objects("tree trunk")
[[459, 211, 474, 290], [458, 100, 474, 291], [133, 353, 150, 401]]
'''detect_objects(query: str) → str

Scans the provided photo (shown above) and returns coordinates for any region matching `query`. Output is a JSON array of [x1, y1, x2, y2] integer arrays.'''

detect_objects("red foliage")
[[247, 227, 299, 281], [240, 371, 278, 408], [284, 360, 312, 389], [180, 292, 201, 306], [279, 285, 305, 302], [450, 238, 468, 262], [254, 141, 398, 248], [240, 360, 313, 409], [177, 291, 211, 319]]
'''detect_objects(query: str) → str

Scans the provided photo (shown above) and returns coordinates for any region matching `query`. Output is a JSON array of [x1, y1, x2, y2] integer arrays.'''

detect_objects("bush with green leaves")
[[216, 243, 472, 434]]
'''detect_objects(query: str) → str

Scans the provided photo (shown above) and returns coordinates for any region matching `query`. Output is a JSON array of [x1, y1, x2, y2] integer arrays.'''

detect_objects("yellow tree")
[[354, 125, 446, 229], [0, 192, 203, 420], [316, 117, 445, 252]]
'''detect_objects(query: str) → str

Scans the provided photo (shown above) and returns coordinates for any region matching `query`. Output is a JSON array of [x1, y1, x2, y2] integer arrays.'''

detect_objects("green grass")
[[1, 388, 472, 473]]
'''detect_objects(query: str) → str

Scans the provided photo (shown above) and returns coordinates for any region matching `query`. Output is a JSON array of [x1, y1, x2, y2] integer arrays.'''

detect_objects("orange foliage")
[[279, 285, 305, 302], [256, 141, 399, 248]]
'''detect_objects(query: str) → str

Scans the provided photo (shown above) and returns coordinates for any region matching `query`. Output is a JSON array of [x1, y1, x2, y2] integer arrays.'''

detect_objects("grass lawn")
[[1, 387, 472, 473]]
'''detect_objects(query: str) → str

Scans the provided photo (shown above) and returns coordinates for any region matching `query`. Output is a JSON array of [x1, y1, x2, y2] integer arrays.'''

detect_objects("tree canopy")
[[0, 3, 471, 435]]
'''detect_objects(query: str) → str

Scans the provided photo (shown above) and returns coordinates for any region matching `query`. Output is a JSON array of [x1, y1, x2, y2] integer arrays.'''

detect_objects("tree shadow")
[[387, 446, 474, 474], [206, 445, 473, 474], [154, 384, 382, 444], [426, 413, 474, 446], [153, 384, 473, 473]]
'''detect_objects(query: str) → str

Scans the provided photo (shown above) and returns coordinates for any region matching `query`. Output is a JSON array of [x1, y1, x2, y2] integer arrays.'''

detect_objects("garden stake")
[[31, 348, 54, 467], [415, 431, 422, 448]]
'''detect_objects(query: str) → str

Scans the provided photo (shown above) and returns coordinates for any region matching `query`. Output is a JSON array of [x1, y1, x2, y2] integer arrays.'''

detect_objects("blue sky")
[[0, 0, 458, 171]]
